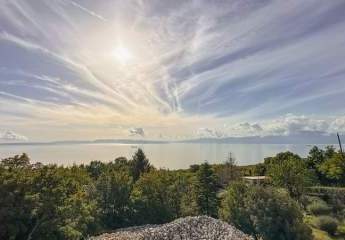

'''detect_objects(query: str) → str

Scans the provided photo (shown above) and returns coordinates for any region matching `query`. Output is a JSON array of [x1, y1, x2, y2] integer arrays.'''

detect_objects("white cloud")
[[129, 127, 145, 137], [224, 122, 263, 137], [197, 115, 345, 139], [0, 1, 345, 141], [0, 130, 28, 142], [265, 114, 330, 136], [196, 127, 225, 138]]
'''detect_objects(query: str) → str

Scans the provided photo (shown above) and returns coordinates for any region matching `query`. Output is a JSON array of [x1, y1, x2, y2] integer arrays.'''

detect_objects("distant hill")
[[0, 131, 339, 146]]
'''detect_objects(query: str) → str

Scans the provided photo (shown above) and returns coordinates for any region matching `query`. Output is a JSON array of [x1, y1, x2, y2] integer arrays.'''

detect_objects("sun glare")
[[112, 46, 133, 65]]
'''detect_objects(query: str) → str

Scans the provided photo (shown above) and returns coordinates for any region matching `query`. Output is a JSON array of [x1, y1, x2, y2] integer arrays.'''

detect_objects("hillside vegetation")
[[0, 146, 344, 239]]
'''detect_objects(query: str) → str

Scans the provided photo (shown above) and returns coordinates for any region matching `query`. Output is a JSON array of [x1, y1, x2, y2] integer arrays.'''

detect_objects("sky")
[[0, 0, 345, 142]]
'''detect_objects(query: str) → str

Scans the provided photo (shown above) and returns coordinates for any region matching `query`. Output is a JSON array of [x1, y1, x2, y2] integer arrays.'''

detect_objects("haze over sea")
[[0, 143, 338, 169]]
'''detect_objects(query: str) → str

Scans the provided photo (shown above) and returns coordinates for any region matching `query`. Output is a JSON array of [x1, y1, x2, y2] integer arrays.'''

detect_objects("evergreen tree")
[[194, 162, 218, 217], [130, 149, 150, 182], [96, 168, 133, 228], [130, 170, 177, 224]]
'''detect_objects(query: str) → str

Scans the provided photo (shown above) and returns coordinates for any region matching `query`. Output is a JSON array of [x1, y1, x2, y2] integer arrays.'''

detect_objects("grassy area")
[[305, 215, 345, 240], [312, 227, 334, 240]]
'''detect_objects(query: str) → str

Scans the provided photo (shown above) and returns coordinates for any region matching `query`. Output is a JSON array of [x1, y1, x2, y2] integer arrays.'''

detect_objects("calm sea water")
[[0, 143, 336, 169]]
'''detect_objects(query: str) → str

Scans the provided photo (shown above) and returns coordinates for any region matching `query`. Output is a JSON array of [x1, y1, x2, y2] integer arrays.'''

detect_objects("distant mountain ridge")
[[0, 131, 340, 146]]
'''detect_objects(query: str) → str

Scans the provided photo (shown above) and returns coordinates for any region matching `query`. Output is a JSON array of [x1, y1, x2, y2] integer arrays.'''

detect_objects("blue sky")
[[0, 0, 345, 141]]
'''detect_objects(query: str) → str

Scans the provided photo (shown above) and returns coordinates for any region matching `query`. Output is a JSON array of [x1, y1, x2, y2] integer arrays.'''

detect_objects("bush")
[[307, 201, 332, 215], [316, 216, 338, 235], [220, 182, 313, 240], [338, 223, 345, 235]]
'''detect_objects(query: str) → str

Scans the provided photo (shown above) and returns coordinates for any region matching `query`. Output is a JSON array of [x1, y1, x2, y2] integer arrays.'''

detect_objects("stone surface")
[[90, 216, 252, 240]]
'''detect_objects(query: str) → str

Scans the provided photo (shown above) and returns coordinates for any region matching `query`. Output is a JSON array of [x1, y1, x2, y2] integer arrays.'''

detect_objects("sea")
[[0, 143, 337, 169]]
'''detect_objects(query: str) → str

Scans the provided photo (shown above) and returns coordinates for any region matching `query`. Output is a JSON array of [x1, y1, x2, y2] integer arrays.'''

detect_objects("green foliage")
[[179, 182, 199, 216], [217, 153, 241, 187], [307, 146, 326, 170], [86, 161, 106, 179], [266, 151, 315, 199], [316, 216, 338, 236], [96, 168, 133, 229], [194, 162, 219, 217], [130, 149, 150, 182], [264, 151, 302, 165], [307, 201, 332, 216], [338, 222, 345, 235], [1, 148, 344, 240], [319, 153, 345, 183], [253, 163, 266, 176], [306, 146, 345, 185], [130, 170, 179, 224], [0, 155, 97, 240], [1, 153, 30, 169], [220, 182, 313, 240]]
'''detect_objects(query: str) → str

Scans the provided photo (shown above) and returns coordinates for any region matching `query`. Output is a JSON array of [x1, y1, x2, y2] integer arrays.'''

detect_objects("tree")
[[130, 149, 150, 182], [0, 156, 98, 240], [218, 153, 240, 186], [319, 152, 345, 184], [306, 146, 325, 169], [1, 153, 30, 169], [194, 162, 218, 217], [264, 151, 301, 165], [96, 168, 133, 228], [0, 155, 34, 239], [27, 166, 97, 240], [266, 152, 315, 199], [87, 161, 106, 179], [253, 163, 266, 176], [130, 170, 177, 224], [220, 182, 313, 240]]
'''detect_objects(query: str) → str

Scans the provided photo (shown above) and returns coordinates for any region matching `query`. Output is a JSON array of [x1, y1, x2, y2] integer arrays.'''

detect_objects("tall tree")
[[130, 149, 150, 182], [218, 152, 240, 186], [130, 170, 177, 224], [266, 152, 315, 199], [96, 169, 133, 228], [194, 162, 218, 217]]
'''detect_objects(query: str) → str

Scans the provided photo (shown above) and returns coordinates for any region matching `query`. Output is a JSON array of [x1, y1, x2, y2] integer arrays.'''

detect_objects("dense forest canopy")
[[0, 146, 344, 240]]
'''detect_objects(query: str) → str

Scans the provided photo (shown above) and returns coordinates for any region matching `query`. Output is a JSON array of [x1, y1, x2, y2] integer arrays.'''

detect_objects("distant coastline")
[[0, 132, 340, 146]]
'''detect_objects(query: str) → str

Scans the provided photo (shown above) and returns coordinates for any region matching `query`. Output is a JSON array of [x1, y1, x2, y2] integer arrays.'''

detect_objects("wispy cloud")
[[69, 1, 107, 22], [0, 0, 344, 140]]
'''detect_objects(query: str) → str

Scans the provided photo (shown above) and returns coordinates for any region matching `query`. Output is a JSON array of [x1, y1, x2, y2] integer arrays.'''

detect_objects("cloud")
[[196, 128, 225, 138], [239, 122, 263, 132], [0, 1, 345, 140], [69, 1, 107, 22], [223, 122, 263, 137], [265, 114, 330, 136], [0, 130, 28, 141], [129, 128, 145, 137], [197, 114, 345, 139]]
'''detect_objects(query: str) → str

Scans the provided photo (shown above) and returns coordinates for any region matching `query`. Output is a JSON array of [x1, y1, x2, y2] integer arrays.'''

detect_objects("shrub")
[[338, 223, 345, 235], [307, 201, 332, 215], [220, 182, 313, 240], [316, 216, 338, 235]]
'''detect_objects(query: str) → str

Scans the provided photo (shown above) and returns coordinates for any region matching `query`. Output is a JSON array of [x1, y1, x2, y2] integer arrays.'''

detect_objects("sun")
[[112, 46, 133, 65]]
